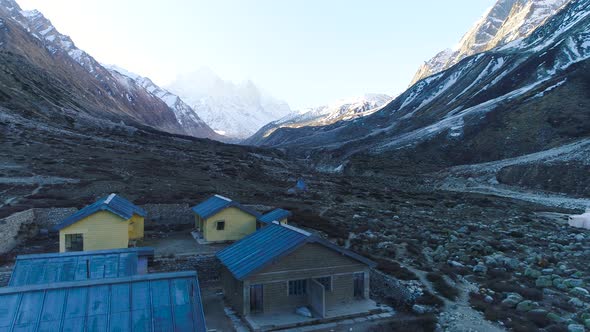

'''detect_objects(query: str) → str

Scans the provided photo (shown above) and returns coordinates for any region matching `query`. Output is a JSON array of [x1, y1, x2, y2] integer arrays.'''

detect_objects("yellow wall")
[[128, 214, 144, 240], [201, 207, 257, 242], [279, 217, 288, 225], [59, 211, 130, 252]]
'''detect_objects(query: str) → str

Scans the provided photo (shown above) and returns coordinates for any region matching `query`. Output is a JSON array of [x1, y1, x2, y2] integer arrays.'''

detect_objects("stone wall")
[[142, 204, 194, 228], [0, 209, 36, 254], [150, 254, 221, 286], [370, 269, 413, 307], [0, 207, 78, 254]]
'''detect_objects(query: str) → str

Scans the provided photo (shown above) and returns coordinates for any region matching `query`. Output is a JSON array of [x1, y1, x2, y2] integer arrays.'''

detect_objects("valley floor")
[[1, 112, 589, 331]]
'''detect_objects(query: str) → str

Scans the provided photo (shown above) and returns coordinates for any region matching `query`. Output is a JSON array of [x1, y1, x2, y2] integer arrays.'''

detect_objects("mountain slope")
[[245, 94, 391, 145], [167, 68, 292, 139], [105, 65, 220, 139], [0, 0, 217, 139], [411, 0, 571, 85], [252, 0, 590, 196]]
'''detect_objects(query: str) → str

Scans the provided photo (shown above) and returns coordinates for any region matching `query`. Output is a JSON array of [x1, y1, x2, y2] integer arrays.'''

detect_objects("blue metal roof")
[[217, 223, 376, 280], [52, 193, 147, 231], [9, 247, 154, 287], [191, 194, 261, 219], [0, 271, 207, 332], [257, 208, 292, 224]]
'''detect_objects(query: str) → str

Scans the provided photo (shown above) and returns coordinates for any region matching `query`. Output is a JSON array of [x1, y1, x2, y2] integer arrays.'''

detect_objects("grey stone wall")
[[370, 269, 413, 307], [142, 204, 194, 227], [149, 254, 221, 285], [0, 209, 36, 254]]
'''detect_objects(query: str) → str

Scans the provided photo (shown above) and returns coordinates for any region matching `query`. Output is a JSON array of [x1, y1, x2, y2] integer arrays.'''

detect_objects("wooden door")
[[250, 284, 264, 314]]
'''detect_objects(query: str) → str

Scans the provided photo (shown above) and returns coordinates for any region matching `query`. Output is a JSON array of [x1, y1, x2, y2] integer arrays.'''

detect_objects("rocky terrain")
[[1, 0, 590, 331]]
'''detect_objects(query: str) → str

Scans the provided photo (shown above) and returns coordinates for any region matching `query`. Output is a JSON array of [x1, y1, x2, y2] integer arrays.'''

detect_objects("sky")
[[17, 0, 496, 109]]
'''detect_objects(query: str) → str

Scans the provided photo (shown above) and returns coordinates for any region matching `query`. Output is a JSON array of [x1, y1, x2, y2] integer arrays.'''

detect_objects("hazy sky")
[[17, 0, 495, 109]]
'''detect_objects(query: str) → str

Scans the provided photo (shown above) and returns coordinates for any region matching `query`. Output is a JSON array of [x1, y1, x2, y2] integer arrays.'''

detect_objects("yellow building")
[[53, 193, 146, 252], [192, 194, 260, 243]]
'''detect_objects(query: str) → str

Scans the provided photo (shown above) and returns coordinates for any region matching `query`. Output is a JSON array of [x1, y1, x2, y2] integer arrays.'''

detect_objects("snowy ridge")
[[245, 94, 392, 144], [411, 0, 571, 85]]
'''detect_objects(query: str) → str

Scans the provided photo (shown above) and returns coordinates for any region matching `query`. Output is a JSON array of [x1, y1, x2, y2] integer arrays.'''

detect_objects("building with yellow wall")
[[52, 193, 146, 252], [192, 194, 260, 243]]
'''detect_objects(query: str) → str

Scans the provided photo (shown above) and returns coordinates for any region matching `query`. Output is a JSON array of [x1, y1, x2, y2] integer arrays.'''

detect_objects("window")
[[288, 279, 307, 296], [65, 233, 83, 252], [315, 276, 332, 291], [216, 220, 225, 231]]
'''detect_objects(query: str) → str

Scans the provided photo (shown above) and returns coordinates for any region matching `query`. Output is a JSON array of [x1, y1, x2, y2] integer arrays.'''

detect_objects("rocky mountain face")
[[252, 0, 590, 197], [166, 68, 292, 139], [245, 94, 392, 145], [0, 0, 217, 139], [410, 0, 571, 85]]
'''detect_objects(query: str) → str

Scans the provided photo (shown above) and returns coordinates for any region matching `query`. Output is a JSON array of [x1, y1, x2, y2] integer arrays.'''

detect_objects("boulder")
[[525, 268, 542, 279], [473, 264, 488, 274], [516, 300, 539, 312], [571, 287, 590, 297], [564, 279, 584, 288], [536, 276, 553, 288], [567, 324, 585, 332]]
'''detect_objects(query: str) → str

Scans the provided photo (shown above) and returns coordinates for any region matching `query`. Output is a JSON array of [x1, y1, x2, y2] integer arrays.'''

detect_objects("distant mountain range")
[[245, 94, 392, 145], [166, 68, 292, 139], [410, 0, 571, 85]]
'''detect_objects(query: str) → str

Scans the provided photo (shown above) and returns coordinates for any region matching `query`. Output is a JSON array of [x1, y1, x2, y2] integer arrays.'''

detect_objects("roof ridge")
[[104, 193, 116, 204], [276, 222, 310, 236], [214, 194, 232, 201]]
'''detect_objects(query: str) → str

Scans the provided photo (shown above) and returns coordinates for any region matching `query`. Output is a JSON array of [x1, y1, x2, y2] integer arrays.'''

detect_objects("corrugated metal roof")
[[9, 248, 155, 287], [52, 194, 147, 231], [191, 194, 261, 219], [0, 271, 207, 332], [217, 223, 377, 280], [257, 208, 292, 224], [217, 223, 308, 280]]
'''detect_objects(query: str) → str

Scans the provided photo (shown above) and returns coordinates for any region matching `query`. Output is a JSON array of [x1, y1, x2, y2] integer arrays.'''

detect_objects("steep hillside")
[[0, 0, 217, 138], [253, 0, 590, 196], [105, 65, 221, 140], [411, 0, 571, 85], [167, 68, 292, 139], [245, 94, 391, 145]]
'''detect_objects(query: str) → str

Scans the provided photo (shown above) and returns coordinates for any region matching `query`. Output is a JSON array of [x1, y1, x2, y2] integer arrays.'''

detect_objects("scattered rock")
[[567, 324, 585, 332], [536, 275, 553, 288], [447, 260, 465, 268], [571, 287, 590, 297], [525, 267, 542, 279], [473, 264, 488, 274], [516, 300, 539, 312], [412, 304, 428, 315]]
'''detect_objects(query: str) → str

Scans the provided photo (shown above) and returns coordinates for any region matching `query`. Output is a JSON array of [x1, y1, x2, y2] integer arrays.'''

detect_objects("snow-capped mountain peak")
[[166, 69, 292, 139], [104, 65, 218, 138], [411, 0, 571, 85]]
